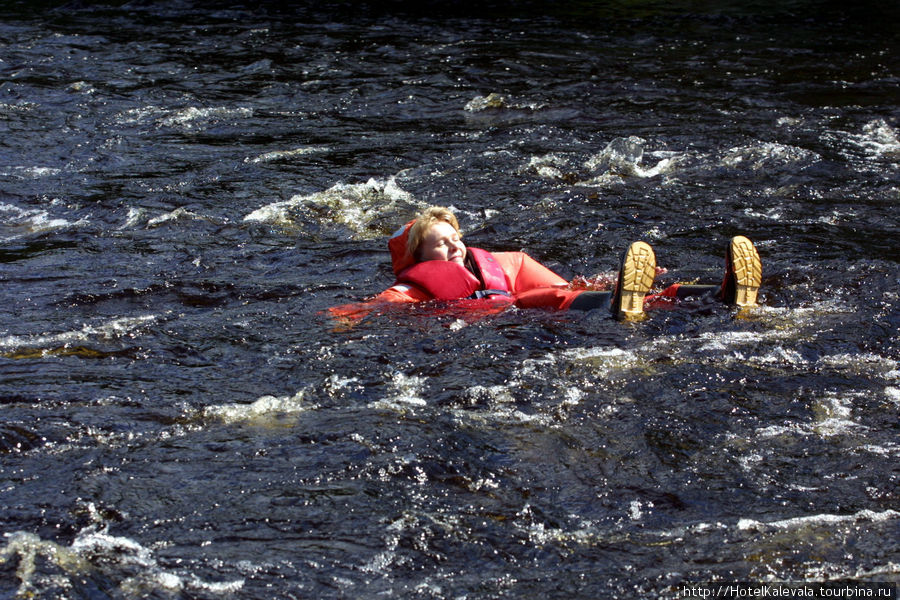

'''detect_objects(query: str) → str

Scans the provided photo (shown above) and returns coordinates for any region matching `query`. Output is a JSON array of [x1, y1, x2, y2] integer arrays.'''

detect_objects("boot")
[[610, 241, 656, 321], [721, 235, 762, 307]]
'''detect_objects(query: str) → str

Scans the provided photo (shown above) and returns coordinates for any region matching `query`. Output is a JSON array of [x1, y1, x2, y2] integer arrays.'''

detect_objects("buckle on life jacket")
[[470, 289, 512, 299]]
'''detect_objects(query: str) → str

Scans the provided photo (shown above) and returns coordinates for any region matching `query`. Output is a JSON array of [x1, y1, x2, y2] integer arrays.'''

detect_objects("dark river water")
[[1, 1, 898, 598]]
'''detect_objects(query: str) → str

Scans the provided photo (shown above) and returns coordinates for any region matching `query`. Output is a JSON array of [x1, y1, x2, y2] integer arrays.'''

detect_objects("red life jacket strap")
[[467, 248, 512, 293]]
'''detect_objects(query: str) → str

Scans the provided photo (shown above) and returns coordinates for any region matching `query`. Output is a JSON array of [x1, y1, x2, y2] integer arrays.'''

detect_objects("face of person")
[[418, 220, 466, 266]]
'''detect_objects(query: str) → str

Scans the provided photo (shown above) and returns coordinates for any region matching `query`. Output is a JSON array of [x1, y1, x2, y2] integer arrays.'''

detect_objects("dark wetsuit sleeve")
[[648, 283, 720, 302], [568, 291, 613, 311]]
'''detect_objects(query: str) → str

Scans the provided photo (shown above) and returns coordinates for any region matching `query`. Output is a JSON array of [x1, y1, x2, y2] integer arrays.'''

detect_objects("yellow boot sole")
[[730, 235, 761, 307], [618, 241, 656, 321]]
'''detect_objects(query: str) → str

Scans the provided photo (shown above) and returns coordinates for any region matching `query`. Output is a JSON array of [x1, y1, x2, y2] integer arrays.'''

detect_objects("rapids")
[[1, 1, 898, 598]]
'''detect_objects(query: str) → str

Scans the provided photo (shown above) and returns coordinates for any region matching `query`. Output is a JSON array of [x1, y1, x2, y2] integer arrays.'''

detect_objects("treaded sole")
[[618, 241, 656, 321], [730, 235, 761, 307]]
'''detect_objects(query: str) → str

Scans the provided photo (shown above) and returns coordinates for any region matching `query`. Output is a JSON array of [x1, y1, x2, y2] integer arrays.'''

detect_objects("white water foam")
[[720, 141, 821, 171], [818, 352, 898, 374], [845, 118, 900, 159], [368, 372, 427, 412], [752, 392, 865, 441], [451, 348, 599, 428], [2, 166, 63, 178], [524, 507, 900, 559], [121, 207, 146, 229], [580, 136, 679, 184], [886, 386, 900, 406], [0, 315, 158, 352], [244, 146, 328, 164], [860, 442, 900, 457], [452, 405, 557, 428], [636, 305, 896, 379], [465, 384, 516, 406], [737, 508, 900, 533], [464, 92, 546, 112], [452, 348, 641, 428], [203, 389, 316, 425], [0, 524, 243, 597], [629, 500, 652, 521], [159, 106, 253, 129], [243, 176, 420, 238], [561, 346, 640, 378], [453, 382, 556, 427], [0, 201, 84, 241], [146, 207, 203, 228], [120, 206, 214, 229], [360, 513, 412, 574], [115, 105, 252, 130], [520, 153, 570, 180], [522, 506, 701, 549]]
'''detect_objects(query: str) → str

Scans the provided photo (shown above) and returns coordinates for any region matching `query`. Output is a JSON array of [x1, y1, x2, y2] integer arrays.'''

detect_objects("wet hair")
[[407, 206, 461, 261]]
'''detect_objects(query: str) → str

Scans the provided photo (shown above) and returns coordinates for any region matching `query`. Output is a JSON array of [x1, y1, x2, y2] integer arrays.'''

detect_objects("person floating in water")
[[329, 206, 761, 324]]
